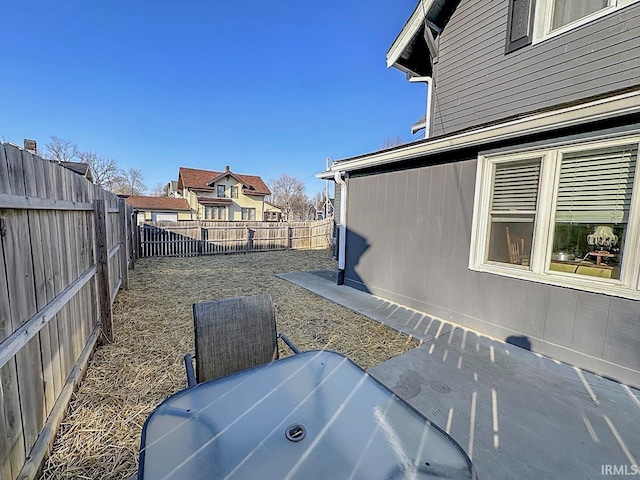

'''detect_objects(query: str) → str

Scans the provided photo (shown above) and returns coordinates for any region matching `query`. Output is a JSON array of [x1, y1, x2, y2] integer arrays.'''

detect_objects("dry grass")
[[40, 249, 419, 479]]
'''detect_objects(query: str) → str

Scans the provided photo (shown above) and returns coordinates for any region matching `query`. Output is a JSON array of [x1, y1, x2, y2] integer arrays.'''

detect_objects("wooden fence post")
[[199, 227, 207, 254], [118, 199, 129, 290], [93, 199, 114, 343], [129, 208, 136, 269], [245, 227, 253, 252]]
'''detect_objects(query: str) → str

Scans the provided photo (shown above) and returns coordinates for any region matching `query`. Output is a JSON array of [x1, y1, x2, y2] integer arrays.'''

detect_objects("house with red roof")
[[124, 195, 192, 224], [177, 165, 279, 221]]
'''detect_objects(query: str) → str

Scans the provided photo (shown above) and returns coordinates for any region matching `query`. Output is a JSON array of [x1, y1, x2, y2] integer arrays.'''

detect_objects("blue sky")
[[0, 0, 424, 196]]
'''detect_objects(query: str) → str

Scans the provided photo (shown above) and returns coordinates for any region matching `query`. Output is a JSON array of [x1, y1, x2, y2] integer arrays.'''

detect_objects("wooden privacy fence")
[[139, 218, 334, 257], [0, 143, 134, 480]]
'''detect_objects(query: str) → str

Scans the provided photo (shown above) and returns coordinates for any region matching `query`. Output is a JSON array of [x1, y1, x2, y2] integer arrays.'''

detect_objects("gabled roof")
[[386, 0, 460, 76], [124, 195, 191, 211], [265, 200, 283, 212], [178, 167, 271, 196]]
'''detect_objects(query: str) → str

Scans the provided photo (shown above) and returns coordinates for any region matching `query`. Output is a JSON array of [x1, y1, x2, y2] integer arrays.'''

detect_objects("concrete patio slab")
[[279, 270, 640, 480]]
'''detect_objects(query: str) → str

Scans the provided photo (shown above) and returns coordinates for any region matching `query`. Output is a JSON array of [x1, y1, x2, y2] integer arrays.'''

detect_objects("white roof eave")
[[386, 0, 435, 69]]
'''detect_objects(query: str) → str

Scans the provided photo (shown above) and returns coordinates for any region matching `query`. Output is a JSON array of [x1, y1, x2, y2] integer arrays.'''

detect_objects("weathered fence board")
[[139, 218, 334, 258], [0, 143, 134, 480], [4, 146, 46, 459]]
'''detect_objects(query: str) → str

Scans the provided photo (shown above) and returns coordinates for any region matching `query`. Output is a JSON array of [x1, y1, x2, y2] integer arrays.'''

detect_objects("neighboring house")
[[177, 166, 271, 221], [264, 201, 283, 222], [320, 0, 640, 388], [168, 180, 181, 198], [124, 195, 192, 224]]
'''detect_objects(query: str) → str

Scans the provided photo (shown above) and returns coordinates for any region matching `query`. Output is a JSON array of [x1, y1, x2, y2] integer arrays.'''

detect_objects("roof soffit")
[[386, 0, 459, 75]]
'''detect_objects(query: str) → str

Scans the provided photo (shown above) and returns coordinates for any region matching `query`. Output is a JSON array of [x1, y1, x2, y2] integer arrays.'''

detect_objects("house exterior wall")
[[343, 130, 640, 387], [183, 179, 265, 221], [230, 193, 265, 221], [431, 0, 640, 136], [141, 210, 192, 221]]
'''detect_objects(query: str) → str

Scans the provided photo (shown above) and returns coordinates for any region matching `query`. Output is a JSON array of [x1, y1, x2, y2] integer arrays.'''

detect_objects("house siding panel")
[[570, 292, 610, 358], [432, 0, 640, 136], [344, 150, 640, 386], [602, 298, 640, 371], [523, 284, 550, 340]]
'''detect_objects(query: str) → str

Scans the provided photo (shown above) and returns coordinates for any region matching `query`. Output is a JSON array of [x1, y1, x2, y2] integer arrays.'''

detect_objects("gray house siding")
[[343, 129, 640, 387], [431, 0, 640, 136]]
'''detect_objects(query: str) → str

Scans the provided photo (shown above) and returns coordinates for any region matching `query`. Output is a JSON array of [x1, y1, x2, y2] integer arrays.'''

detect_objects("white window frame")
[[469, 134, 640, 300], [533, 0, 639, 44], [242, 207, 256, 221]]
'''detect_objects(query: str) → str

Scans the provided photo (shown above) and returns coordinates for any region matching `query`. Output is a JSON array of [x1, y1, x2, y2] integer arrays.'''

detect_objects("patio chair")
[[184, 293, 299, 386]]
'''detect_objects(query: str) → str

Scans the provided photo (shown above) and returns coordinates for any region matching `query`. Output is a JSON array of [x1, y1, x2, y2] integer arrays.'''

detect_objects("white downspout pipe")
[[334, 171, 348, 285], [409, 76, 433, 138]]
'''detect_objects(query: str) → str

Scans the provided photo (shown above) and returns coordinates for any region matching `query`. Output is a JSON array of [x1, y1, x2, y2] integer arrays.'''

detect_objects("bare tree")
[[380, 135, 404, 150], [149, 182, 169, 196], [111, 168, 147, 196], [268, 174, 308, 222], [76, 150, 119, 189], [45, 136, 77, 162]]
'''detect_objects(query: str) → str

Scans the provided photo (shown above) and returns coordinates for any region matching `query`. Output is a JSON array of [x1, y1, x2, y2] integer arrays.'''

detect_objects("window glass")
[[217, 185, 225, 197], [487, 159, 541, 266], [550, 146, 636, 279], [551, 0, 608, 29], [242, 208, 256, 221], [231, 186, 238, 198]]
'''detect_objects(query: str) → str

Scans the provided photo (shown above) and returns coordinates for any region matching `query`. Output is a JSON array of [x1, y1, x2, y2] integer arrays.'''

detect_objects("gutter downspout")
[[334, 171, 348, 285], [409, 76, 433, 138]]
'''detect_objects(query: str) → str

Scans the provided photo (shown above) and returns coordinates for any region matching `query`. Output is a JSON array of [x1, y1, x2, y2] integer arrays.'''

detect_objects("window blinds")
[[492, 159, 541, 211], [555, 146, 637, 223]]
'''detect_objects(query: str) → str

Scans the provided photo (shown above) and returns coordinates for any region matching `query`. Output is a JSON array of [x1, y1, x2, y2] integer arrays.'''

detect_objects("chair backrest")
[[505, 227, 525, 264], [193, 293, 278, 383]]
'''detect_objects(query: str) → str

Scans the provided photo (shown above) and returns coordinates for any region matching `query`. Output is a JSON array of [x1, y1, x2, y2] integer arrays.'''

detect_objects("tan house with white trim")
[[124, 195, 192, 224], [177, 166, 273, 221]]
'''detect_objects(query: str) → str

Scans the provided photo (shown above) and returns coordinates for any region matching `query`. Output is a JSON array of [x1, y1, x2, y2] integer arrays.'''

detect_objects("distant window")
[[470, 136, 640, 299], [217, 185, 226, 197], [205, 206, 226, 220], [231, 186, 238, 198], [241, 208, 256, 221]]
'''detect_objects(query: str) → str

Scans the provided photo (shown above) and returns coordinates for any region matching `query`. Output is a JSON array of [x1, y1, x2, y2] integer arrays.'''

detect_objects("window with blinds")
[[471, 136, 640, 296], [491, 159, 541, 216], [555, 146, 637, 223], [487, 159, 541, 265], [551, 145, 636, 280]]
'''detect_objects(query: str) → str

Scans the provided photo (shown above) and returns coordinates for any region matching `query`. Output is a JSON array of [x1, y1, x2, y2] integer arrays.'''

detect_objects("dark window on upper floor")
[[217, 185, 226, 197]]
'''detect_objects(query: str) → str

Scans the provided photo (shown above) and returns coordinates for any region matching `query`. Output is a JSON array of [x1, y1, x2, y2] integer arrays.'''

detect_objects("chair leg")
[[184, 354, 197, 387], [278, 333, 300, 354]]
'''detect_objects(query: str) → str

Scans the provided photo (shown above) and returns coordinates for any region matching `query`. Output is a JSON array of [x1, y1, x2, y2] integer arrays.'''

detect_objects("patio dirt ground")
[[40, 249, 419, 479]]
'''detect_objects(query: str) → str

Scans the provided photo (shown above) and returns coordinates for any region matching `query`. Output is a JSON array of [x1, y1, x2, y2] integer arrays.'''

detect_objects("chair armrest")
[[277, 333, 300, 354], [184, 353, 197, 387]]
